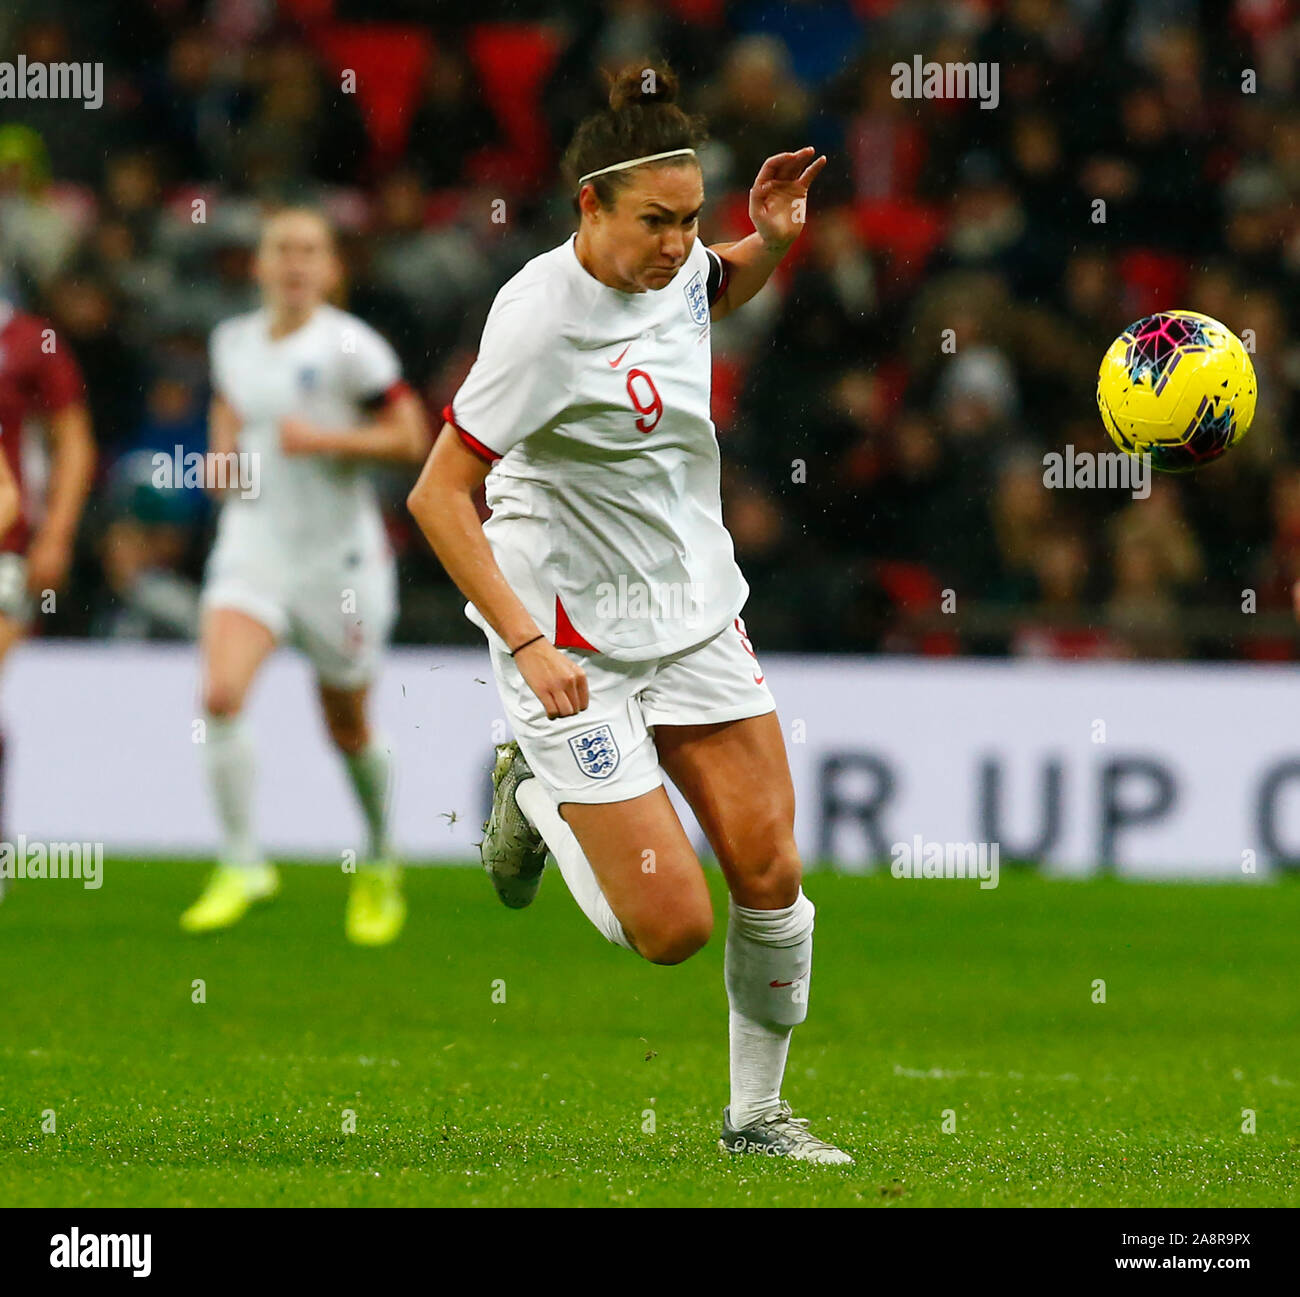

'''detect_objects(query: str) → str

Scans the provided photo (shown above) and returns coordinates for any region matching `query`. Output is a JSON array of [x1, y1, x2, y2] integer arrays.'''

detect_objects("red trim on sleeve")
[[442, 402, 502, 464], [554, 595, 599, 652], [382, 379, 413, 404]]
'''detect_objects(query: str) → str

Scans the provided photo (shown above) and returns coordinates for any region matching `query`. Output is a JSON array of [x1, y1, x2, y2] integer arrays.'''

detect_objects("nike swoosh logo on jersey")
[[608, 342, 632, 367]]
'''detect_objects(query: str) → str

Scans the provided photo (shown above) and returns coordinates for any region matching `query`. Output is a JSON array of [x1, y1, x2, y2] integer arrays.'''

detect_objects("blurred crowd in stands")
[[2, 0, 1298, 658]]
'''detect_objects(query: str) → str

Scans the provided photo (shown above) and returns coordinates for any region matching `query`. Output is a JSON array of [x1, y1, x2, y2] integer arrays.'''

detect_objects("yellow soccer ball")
[[1096, 310, 1256, 472]]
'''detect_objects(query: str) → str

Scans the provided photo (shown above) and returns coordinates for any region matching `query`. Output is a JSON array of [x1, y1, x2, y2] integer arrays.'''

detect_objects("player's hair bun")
[[608, 63, 680, 112], [562, 60, 706, 206]]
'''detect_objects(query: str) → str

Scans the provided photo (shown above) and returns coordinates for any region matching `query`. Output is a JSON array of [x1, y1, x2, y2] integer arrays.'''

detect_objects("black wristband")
[[509, 633, 546, 657]]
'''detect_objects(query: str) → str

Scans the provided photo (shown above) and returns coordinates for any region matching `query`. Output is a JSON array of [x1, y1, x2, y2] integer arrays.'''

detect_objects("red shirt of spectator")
[[0, 301, 86, 552]]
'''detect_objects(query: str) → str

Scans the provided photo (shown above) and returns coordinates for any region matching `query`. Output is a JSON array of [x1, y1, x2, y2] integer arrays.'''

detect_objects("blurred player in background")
[[0, 294, 96, 899], [0, 448, 16, 905], [181, 209, 431, 944], [408, 64, 847, 1161]]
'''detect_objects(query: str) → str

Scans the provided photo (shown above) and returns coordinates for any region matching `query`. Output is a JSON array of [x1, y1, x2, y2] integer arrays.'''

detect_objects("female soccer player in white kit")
[[408, 65, 848, 1162], [182, 209, 431, 944]]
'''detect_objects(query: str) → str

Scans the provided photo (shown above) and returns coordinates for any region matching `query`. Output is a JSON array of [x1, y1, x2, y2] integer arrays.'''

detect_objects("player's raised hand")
[[279, 417, 326, 456], [749, 146, 828, 251], [513, 638, 590, 720]]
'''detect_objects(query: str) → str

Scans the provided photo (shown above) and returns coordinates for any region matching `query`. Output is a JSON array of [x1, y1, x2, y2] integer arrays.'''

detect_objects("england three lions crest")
[[683, 271, 708, 326], [568, 724, 620, 780]]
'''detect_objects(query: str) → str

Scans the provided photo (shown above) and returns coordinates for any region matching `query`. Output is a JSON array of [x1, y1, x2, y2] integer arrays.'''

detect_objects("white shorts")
[[490, 615, 776, 805], [201, 545, 397, 690]]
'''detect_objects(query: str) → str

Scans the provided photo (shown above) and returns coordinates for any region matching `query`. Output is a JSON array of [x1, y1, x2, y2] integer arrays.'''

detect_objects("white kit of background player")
[[408, 66, 849, 1164], [184, 209, 430, 945]]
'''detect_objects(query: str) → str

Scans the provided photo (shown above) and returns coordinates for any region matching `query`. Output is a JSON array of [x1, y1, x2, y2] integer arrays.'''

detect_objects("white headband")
[[578, 147, 697, 188]]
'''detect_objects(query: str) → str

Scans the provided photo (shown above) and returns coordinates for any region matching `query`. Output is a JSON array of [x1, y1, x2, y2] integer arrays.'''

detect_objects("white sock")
[[515, 777, 635, 953], [728, 1012, 791, 1127], [202, 714, 261, 868], [343, 738, 393, 860], [725, 890, 815, 1128]]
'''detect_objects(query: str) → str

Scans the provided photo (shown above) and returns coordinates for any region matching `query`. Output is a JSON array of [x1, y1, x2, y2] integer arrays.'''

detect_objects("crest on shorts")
[[568, 724, 620, 780], [683, 271, 708, 326]]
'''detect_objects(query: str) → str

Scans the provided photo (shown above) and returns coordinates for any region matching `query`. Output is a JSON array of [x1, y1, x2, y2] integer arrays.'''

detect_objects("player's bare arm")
[[203, 393, 243, 501], [279, 388, 432, 464], [26, 402, 94, 595], [407, 424, 589, 720], [0, 451, 20, 540], [708, 147, 827, 322]]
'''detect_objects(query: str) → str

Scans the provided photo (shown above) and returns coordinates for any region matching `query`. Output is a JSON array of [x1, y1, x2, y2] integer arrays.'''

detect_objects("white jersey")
[[447, 233, 747, 661], [209, 304, 402, 568]]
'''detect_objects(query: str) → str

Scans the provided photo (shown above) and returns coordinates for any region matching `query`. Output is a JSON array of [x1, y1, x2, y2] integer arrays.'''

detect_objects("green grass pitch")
[[1, 861, 1296, 1207]]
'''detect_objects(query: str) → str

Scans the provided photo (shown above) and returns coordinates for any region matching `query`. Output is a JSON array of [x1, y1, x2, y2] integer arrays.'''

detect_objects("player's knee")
[[636, 910, 713, 966], [729, 835, 802, 910], [203, 681, 244, 720]]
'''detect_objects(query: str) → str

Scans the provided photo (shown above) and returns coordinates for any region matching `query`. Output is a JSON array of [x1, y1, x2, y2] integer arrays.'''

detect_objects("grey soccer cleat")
[[719, 1103, 854, 1165], [480, 741, 549, 909]]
